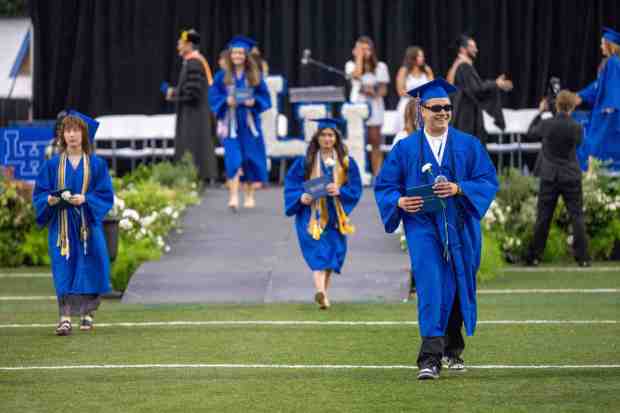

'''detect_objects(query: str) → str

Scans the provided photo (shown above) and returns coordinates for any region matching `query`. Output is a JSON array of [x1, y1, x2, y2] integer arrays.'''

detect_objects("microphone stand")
[[302, 56, 347, 79]]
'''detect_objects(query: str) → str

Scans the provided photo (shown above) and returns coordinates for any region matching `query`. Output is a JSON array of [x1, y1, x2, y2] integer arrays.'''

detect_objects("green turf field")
[[1, 267, 619, 412]]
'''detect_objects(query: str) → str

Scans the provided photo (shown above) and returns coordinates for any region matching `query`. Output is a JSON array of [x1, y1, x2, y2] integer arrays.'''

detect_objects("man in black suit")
[[527, 90, 590, 266]]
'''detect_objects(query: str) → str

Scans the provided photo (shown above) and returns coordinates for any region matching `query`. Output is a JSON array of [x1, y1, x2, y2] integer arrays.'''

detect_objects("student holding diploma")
[[374, 79, 498, 380], [209, 35, 271, 210], [32, 114, 114, 336], [284, 119, 362, 309]]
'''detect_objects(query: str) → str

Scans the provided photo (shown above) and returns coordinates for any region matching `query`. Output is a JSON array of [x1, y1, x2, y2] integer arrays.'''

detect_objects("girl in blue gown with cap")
[[576, 27, 620, 170], [375, 78, 498, 379], [284, 119, 362, 309], [209, 35, 271, 210], [32, 114, 114, 336]]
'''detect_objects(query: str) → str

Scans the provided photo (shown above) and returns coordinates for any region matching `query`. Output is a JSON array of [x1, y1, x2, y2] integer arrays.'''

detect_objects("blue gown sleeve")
[[208, 70, 229, 119], [374, 142, 405, 233], [597, 57, 620, 111], [252, 77, 272, 115], [84, 156, 114, 224], [339, 157, 362, 215], [284, 157, 307, 217], [578, 80, 598, 107], [457, 140, 500, 220], [32, 159, 56, 227]]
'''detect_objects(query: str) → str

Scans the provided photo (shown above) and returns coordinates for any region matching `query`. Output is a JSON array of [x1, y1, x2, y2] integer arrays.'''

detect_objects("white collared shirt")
[[424, 128, 448, 164]]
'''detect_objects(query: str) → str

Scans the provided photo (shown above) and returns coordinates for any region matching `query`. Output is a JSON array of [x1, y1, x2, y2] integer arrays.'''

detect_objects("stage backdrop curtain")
[[30, 0, 620, 118]]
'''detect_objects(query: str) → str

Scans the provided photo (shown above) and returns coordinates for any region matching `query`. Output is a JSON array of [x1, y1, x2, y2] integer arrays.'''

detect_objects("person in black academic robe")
[[447, 34, 513, 144], [166, 29, 218, 183]]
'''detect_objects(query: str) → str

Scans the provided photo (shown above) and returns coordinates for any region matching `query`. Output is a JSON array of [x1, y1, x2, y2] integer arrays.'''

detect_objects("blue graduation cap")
[[67, 110, 99, 143], [228, 35, 257, 51], [312, 117, 345, 131], [407, 77, 457, 103], [603, 27, 620, 46]]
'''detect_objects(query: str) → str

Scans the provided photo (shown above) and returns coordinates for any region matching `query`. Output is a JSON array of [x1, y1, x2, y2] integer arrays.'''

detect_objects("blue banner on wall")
[[0, 127, 53, 180]]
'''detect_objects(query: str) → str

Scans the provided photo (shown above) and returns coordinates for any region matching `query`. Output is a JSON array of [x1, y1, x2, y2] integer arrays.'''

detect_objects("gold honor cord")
[[56, 154, 90, 259], [307, 154, 355, 240]]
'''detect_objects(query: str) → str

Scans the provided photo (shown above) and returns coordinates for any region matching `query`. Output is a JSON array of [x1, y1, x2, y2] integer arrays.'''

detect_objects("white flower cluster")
[[605, 195, 620, 212], [482, 201, 508, 230], [502, 236, 522, 250], [116, 203, 184, 254]]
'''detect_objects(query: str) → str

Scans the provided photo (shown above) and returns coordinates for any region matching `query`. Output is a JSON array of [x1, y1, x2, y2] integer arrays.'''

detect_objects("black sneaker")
[[446, 356, 466, 371], [578, 261, 591, 268], [80, 317, 94, 331], [417, 365, 440, 380], [525, 258, 539, 267]]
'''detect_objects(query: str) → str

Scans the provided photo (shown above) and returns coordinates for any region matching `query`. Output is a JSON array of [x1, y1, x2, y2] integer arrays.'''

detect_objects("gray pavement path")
[[122, 187, 409, 304]]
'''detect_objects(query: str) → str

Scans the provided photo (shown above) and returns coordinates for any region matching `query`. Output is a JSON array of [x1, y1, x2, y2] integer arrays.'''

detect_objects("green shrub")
[[541, 226, 570, 263], [21, 227, 51, 266], [111, 236, 161, 291], [0, 174, 35, 267], [478, 230, 505, 282]]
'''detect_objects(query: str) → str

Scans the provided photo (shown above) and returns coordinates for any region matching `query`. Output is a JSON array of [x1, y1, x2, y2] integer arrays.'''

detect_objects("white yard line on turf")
[[1, 363, 619, 371], [501, 267, 619, 273], [0, 288, 618, 302], [478, 289, 619, 294], [0, 320, 616, 329], [0, 273, 51, 278], [0, 296, 56, 301]]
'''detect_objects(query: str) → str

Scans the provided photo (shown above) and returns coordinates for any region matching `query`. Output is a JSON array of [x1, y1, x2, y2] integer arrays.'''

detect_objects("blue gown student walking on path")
[[577, 27, 620, 170], [32, 114, 114, 336], [209, 35, 271, 211], [374, 79, 498, 380], [284, 119, 362, 309]]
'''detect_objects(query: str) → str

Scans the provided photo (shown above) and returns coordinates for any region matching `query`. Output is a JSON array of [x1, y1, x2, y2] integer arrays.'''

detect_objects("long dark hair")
[[403, 46, 424, 71], [304, 128, 348, 179], [357, 36, 378, 74], [224, 49, 261, 86]]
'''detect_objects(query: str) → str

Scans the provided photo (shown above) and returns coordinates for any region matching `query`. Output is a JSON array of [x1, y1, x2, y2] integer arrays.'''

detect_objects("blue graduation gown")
[[32, 154, 114, 298], [284, 156, 362, 273], [577, 55, 620, 170], [208, 70, 271, 181], [374, 128, 498, 337]]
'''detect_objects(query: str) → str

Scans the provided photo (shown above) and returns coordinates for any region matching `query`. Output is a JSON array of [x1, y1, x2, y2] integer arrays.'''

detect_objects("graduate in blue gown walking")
[[576, 27, 620, 170], [374, 79, 498, 380], [32, 114, 114, 336], [284, 119, 362, 309], [209, 35, 271, 210]]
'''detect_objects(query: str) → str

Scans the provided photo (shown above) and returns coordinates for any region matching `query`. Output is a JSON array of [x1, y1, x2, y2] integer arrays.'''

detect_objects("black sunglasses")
[[422, 104, 453, 113]]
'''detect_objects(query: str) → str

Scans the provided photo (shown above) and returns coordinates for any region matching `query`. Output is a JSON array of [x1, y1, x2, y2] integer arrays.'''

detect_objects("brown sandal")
[[314, 292, 327, 310]]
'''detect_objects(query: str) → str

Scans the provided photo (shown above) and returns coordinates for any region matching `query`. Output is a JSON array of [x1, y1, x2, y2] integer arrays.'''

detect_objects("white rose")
[[421, 163, 432, 174], [122, 209, 140, 221], [324, 157, 336, 167], [119, 219, 133, 230]]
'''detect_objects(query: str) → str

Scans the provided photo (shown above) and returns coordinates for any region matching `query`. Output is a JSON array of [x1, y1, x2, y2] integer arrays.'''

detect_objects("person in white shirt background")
[[345, 36, 390, 178], [395, 46, 434, 134]]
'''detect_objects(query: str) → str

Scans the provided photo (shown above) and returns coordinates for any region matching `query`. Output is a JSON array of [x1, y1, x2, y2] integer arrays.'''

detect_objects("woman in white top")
[[395, 46, 433, 133], [345, 36, 390, 176], [392, 98, 419, 147]]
